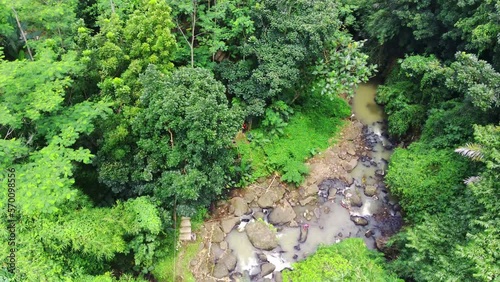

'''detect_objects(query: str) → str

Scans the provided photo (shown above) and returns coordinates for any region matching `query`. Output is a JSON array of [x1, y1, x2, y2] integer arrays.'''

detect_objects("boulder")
[[261, 263, 276, 277], [269, 200, 296, 225], [364, 185, 377, 197], [213, 263, 229, 278], [258, 187, 285, 208], [245, 221, 278, 250], [350, 216, 369, 226], [243, 190, 256, 203], [210, 243, 224, 261], [220, 252, 237, 272], [231, 197, 249, 216], [221, 217, 240, 234]]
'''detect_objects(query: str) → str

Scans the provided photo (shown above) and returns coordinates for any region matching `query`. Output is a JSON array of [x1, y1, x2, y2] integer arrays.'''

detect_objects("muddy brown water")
[[225, 82, 401, 280]]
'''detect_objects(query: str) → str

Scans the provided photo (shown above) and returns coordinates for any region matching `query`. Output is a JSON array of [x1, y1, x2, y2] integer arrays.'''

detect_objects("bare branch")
[[12, 8, 33, 61]]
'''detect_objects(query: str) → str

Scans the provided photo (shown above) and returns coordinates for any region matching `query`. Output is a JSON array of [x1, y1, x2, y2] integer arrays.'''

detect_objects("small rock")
[[350, 216, 369, 226], [365, 230, 374, 238], [338, 232, 343, 237], [343, 173, 354, 185], [211, 225, 225, 243], [231, 197, 249, 216], [258, 253, 268, 262], [327, 188, 337, 200], [302, 184, 319, 197], [210, 243, 224, 261], [364, 185, 377, 197], [323, 206, 331, 214], [376, 236, 389, 251], [375, 169, 385, 176], [347, 149, 356, 156], [299, 196, 316, 206], [253, 211, 265, 221], [313, 208, 321, 219], [261, 263, 276, 277], [274, 271, 283, 282], [269, 200, 297, 225], [343, 159, 358, 172], [293, 254, 298, 260], [220, 241, 228, 250], [258, 187, 285, 208], [347, 191, 363, 207], [244, 191, 256, 203], [289, 220, 298, 227]]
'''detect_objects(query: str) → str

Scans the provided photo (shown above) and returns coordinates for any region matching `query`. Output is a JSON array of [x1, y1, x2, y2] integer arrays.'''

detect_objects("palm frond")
[[463, 176, 481, 185], [454, 143, 484, 161]]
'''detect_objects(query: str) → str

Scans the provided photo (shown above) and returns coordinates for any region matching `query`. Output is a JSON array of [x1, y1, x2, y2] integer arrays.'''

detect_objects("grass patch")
[[236, 93, 350, 186], [152, 236, 201, 282]]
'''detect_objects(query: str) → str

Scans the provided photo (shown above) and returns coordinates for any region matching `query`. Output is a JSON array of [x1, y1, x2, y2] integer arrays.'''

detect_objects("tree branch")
[[12, 8, 33, 61]]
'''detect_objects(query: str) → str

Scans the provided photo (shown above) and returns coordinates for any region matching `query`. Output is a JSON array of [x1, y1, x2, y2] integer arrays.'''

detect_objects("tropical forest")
[[0, 0, 498, 281]]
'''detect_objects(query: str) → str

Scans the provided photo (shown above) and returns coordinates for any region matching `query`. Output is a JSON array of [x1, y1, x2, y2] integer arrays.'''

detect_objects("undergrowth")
[[236, 93, 350, 186], [152, 237, 200, 282]]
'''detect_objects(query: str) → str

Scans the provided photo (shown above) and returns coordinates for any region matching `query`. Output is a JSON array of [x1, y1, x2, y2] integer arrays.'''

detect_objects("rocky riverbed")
[[187, 83, 403, 282]]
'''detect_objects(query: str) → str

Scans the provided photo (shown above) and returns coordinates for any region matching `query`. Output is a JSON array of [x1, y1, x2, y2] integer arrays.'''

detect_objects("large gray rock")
[[261, 263, 276, 277], [231, 197, 249, 216], [258, 187, 285, 208], [220, 252, 237, 272], [245, 221, 278, 250], [268, 200, 296, 225], [221, 217, 240, 234]]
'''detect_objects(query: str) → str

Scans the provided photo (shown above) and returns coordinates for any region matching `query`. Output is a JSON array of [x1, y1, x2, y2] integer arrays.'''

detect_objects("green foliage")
[[283, 238, 402, 282], [2, 0, 79, 55], [261, 101, 294, 137], [132, 66, 242, 215], [216, 0, 373, 114], [385, 143, 470, 223], [376, 54, 498, 141], [237, 92, 349, 185]]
